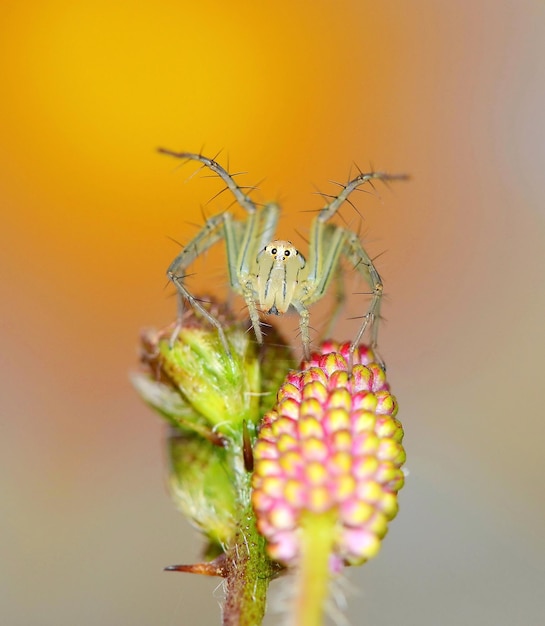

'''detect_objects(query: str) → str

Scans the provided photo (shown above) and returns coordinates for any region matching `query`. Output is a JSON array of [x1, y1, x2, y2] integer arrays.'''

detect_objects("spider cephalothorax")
[[256, 240, 305, 316], [159, 149, 406, 360]]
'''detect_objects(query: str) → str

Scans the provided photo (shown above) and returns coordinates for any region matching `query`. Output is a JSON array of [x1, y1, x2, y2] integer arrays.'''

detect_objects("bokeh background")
[[2, 1, 544, 624]]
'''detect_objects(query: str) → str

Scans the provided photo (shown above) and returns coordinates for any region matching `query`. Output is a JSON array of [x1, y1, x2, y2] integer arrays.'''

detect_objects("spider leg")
[[158, 149, 258, 215], [291, 300, 311, 360], [298, 218, 384, 361], [163, 151, 272, 354], [172, 199, 280, 350], [343, 230, 384, 357], [242, 281, 264, 344], [318, 170, 409, 223], [167, 212, 232, 353], [310, 167, 406, 362], [297, 221, 348, 359]]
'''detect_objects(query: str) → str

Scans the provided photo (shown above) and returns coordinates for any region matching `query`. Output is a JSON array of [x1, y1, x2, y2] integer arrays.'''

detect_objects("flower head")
[[252, 341, 405, 570]]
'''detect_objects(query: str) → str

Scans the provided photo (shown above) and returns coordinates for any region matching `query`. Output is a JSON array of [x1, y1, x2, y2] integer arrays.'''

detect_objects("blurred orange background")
[[1, 1, 544, 624]]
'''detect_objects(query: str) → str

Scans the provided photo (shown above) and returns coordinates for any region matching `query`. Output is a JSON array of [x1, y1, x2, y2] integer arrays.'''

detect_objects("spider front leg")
[[162, 149, 268, 356], [158, 149, 258, 216], [317, 169, 409, 223], [241, 279, 265, 345], [290, 300, 312, 360], [167, 212, 233, 354], [312, 167, 407, 362], [295, 221, 349, 359]]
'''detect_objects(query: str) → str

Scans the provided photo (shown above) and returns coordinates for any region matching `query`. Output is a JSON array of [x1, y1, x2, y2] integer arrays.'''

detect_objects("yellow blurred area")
[[1, 1, 545, 625], [1, 0, 404, 325]]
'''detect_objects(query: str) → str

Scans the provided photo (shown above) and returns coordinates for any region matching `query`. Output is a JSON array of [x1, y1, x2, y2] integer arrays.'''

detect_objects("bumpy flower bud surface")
[[252, 341, 405, 569]]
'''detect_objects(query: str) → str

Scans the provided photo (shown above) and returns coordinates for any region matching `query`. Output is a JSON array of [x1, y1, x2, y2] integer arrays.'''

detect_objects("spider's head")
[[258, 240, 306, 268], [256, 240, 306, 315]]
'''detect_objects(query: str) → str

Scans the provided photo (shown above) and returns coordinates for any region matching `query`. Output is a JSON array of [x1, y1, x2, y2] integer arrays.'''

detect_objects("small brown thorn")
[[165, 554, 228, 577]]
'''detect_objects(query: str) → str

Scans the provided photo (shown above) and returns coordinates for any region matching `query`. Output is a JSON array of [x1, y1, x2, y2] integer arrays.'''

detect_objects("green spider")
[[159, 149, 406, 361]]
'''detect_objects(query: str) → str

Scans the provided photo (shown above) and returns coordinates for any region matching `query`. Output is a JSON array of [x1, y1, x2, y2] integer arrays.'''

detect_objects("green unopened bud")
[[160, 326, 259, 433], [133, 301, 296, 572], [135, 306, 263, 436], [168, 430, 237, 548]]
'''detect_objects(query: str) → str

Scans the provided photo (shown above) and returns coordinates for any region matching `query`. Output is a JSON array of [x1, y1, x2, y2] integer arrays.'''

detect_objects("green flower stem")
[[222, 500, 276, 626], [221, 436, 277, 626], [293, 511, 337, 626]]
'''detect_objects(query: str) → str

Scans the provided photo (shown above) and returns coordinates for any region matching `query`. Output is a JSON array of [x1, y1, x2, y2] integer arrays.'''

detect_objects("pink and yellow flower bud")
[[252, 341, 405, 569]]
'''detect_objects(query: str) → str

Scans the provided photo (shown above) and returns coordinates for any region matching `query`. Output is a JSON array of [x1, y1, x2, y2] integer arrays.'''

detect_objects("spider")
[[159, 149, 407, 361]]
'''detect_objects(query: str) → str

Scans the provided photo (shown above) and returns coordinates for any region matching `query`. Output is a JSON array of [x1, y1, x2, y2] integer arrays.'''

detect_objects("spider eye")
[[271, 248, 277, 254], [284, 250, 290, 256]]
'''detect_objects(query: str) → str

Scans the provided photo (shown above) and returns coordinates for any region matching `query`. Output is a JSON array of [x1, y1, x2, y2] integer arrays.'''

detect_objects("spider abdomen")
[[256, 240, 306, 315]]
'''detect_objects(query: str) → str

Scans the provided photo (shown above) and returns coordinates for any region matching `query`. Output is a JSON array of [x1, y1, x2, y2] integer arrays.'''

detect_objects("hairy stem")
[[222, 502, 275, 626]]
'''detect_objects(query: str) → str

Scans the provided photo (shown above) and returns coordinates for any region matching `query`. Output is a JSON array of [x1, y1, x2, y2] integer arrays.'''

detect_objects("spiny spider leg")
[[318, 170, 409, 222], [162, 150, 280, 353], [161, 150, 406, 361], [158, 149, 258, 215], [167, 212, 231, 352], [292, 221, 349, 359], [343, 230, 384, 355], [298, 216, 384, 364], [162, 150, 258, 355], [299, 192, 386, 362], [310, 170, 407, 362], [237, 203, 280, 344]]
